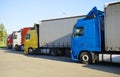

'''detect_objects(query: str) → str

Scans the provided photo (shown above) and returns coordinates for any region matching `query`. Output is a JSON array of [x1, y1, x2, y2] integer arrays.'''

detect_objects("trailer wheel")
[[79, 52, 92, 64], [50, 49, 57, 56], [28, 48, 33, 54]]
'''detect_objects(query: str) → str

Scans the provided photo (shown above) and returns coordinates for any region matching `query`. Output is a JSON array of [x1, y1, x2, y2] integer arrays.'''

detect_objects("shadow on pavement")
[[83, 62, 120, 75], [1, 48, 75, 63], [27, 54, 74, 63], [0, 48, 23, 54]]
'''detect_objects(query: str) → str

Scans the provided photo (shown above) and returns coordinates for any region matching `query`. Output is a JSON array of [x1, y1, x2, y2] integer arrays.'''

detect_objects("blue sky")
[[0, 0, 116, 34]]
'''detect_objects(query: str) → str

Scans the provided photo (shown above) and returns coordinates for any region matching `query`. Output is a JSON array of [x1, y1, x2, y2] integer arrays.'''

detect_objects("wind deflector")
[[85, 7, 104, 19]]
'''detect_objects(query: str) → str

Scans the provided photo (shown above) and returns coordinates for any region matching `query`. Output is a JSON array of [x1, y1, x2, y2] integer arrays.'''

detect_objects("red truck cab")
[[21, 27, 32, 50], [7, 34, 13, 49]]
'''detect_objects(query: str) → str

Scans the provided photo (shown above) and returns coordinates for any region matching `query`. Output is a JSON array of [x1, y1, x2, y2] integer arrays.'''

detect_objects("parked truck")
[[7, 34, 13, 49], [13, 27, 32, 51], [24, 16, 85, 56], [71, 2, 120, 64]]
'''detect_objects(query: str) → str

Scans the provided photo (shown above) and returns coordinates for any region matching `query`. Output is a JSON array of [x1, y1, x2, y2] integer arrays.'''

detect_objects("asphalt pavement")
[[0, 48, 120, 77]]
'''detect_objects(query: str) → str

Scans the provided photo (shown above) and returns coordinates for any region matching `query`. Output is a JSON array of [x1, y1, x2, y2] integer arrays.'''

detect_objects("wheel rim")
[[82, 55, 89, 62], [29, 48, 33, 53]]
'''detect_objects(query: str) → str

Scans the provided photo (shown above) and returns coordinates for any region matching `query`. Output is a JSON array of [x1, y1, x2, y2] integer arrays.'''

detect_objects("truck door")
[[72, 18, 98, 54]]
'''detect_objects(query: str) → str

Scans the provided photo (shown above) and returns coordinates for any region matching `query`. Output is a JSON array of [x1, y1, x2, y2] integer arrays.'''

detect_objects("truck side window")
[[26, 34, 30, 40], [73, 27, 84, 37]]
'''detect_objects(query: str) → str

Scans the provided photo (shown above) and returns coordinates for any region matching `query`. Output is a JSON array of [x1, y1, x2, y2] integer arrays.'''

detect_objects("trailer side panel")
[[105, 2, 120, 51], [39, 16, 84, 48]]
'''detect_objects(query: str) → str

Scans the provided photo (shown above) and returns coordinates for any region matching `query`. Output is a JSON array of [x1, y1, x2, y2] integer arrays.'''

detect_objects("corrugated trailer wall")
[[105, 2, 120, 51]]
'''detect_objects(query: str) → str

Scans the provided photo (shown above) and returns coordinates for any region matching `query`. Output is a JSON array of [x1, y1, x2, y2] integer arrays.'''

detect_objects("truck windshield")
[[73, 27, 84, 37], [13, 35, 17, 39]]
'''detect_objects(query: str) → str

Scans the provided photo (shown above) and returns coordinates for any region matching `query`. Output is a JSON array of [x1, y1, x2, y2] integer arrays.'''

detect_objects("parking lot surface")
[[0, 48, 120, 77]]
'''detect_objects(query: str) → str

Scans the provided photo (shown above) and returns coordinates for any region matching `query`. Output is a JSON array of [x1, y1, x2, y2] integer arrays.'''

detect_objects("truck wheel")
[[79, 52, 92, 64], [28, 48, 33, 54], [15, 45, 19, 51]]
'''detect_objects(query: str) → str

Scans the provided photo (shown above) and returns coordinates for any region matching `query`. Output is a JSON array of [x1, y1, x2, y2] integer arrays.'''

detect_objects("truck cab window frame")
[[73, 27, 84, 37]]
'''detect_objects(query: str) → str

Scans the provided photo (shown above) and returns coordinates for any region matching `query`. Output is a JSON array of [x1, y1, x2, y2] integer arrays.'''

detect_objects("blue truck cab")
[[71, 7, 104, 63]]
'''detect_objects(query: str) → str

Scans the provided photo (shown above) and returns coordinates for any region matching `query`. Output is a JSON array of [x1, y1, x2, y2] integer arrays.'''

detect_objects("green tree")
[[0, 23, 7, 47]]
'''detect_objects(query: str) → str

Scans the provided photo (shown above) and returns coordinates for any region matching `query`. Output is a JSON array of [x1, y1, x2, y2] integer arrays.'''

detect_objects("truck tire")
[[79, 52, 92, 64], [15, 45, 19, 51], [28, 48, 34, 54]]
